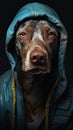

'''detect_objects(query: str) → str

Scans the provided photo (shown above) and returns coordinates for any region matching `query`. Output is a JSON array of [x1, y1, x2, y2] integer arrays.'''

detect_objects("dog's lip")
[[25, 66, 50, 75]]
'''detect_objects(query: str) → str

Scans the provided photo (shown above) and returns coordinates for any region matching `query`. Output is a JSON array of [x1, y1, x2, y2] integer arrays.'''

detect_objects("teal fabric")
[[0, 2, 73, 130]]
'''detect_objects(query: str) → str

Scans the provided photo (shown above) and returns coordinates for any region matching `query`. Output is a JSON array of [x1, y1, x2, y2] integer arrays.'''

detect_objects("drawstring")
[[11, 74, 60, 130], [45, 74, 60, 130], [11, 76, 16, 130]]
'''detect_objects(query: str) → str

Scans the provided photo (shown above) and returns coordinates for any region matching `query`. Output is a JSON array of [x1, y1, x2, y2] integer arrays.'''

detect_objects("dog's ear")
[[15, 39, 21, 55]]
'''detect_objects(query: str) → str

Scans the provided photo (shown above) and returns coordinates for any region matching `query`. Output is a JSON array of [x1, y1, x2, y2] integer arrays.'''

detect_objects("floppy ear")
[[15, 39, 21, 55]]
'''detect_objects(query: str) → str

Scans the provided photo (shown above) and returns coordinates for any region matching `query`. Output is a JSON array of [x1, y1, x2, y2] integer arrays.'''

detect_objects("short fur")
[[15, 19, 59, 129]]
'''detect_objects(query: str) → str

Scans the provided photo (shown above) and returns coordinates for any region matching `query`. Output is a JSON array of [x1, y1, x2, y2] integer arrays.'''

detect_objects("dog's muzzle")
[[25, 47, 51, 74], [29, 49, 47, 74]]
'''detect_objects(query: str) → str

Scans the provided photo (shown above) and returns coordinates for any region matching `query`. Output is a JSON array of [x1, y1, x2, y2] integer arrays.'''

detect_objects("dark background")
[[0, 0, 73, 83]]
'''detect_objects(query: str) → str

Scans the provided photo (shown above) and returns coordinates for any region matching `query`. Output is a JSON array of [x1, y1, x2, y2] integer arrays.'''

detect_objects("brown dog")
[[15, 19, 58, 129]]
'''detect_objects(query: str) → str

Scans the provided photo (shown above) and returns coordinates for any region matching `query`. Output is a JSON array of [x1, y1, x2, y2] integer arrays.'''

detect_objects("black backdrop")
[[0, 0, 73, 83]]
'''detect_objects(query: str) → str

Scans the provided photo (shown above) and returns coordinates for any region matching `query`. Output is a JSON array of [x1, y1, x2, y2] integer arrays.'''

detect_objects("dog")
[[15, 19, 59, 129]]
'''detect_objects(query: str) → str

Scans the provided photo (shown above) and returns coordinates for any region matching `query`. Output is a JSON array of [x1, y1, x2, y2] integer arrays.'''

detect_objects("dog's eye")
[[47, 31, 55, 37], [17, 29, 32, 43], [19, 32, 26, 36]]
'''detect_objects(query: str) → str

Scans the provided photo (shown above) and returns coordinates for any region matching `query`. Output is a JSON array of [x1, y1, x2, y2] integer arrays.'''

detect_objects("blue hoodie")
[[0, 2, 73, 130]]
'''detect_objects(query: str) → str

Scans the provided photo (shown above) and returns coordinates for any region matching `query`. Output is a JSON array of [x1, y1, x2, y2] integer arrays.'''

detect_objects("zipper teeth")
[[12, 76, 16, 130], [45, 75, 60, 130]]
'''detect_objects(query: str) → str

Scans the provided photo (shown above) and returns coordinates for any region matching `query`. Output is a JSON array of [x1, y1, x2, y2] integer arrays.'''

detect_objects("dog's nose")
[[30, 50, 46, 65]]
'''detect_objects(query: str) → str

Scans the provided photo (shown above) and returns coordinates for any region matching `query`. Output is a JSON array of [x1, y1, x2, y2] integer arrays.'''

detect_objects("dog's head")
[[15, 20, 58, 74]]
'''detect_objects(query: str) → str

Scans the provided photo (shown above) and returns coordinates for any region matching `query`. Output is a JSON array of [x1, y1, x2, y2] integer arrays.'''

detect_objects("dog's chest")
[[24, 92, 45, 130]]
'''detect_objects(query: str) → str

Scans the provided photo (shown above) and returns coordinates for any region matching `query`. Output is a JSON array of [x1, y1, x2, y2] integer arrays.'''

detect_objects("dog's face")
[[16, 20, 58, 74]]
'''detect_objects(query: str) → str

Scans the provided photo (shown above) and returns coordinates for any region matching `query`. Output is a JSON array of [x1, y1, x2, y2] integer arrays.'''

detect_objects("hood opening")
[[14, 15, 59, 30], [7, 15, 60, 74]]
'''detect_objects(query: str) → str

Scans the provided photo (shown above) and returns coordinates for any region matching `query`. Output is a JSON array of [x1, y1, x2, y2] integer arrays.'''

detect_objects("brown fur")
[[15, 20, 58, 128]]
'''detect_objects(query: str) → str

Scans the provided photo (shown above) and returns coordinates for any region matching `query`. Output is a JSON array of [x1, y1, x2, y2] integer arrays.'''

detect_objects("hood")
[[5, 2, 68, 97]]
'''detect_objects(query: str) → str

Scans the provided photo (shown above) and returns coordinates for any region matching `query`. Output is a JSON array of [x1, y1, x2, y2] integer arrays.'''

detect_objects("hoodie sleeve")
[[0, 70, 13, 130]]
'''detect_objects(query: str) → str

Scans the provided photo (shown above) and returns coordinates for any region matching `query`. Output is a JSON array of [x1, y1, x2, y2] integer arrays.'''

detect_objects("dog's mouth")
[[24, 66, 50, 75]]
